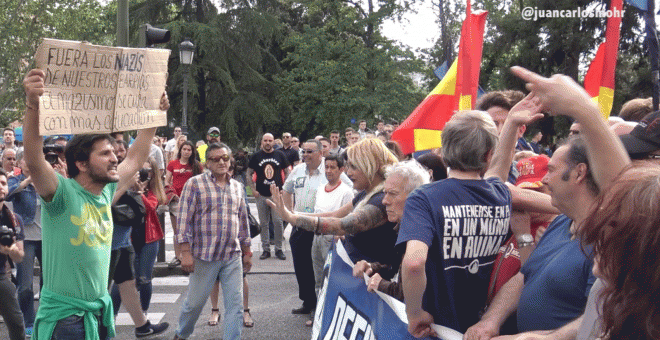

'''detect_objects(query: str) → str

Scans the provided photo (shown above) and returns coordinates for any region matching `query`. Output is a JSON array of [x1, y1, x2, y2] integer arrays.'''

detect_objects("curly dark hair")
[[579, 163, 660, 340]]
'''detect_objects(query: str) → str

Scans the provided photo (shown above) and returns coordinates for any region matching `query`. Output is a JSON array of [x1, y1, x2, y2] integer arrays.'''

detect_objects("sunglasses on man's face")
[[209, 133, 220, 138], [302, 149, 317, 154], [207, 154, 231, 163]]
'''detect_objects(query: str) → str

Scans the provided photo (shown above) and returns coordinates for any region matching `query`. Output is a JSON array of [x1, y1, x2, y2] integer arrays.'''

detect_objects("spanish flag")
[[392, 1, 487, 154], [584, 0, 623, 119]]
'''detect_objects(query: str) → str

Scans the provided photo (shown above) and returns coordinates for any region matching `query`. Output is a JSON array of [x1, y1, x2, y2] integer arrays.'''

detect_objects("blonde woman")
[[270, 138, 400, 271]]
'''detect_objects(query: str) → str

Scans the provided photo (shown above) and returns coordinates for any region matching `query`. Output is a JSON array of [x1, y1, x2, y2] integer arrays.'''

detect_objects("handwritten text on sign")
[[35, 38, 170, 135]]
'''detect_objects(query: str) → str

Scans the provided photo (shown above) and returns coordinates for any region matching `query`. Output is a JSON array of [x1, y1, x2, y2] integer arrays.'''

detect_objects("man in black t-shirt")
[[247, 133, 290, 259]]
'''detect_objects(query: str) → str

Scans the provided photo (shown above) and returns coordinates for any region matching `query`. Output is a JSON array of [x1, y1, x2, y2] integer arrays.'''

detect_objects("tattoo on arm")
[[339, 205, 387, 235], [297, 215, 318, 232]]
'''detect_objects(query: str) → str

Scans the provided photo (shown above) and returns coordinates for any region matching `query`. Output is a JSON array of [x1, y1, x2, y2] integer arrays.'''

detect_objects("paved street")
[[1, 203, 317, 339]]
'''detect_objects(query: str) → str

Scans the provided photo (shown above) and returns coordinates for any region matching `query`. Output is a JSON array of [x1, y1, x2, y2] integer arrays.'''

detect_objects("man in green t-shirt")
[[22, 68, 170, 340]]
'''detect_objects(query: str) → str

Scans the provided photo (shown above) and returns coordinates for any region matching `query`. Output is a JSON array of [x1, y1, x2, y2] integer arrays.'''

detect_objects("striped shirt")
[[176, 172, 250, 262]]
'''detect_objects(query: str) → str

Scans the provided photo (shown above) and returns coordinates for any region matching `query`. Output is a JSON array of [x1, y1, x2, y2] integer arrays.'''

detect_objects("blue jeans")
[[52, 315, 108, 339], [134, 241, 159, 312], [16, 240, 42, 328], [176, 256, 243, 340]]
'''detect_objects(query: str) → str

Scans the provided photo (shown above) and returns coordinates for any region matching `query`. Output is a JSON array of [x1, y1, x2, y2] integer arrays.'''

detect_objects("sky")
[[381, 1, 440, 51]]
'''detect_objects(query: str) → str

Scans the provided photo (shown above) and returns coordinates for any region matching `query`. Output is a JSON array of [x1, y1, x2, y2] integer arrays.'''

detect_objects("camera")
[[0, 225, 14, 247], [138, 168, 151, 182], [43, 144, 64, 165]]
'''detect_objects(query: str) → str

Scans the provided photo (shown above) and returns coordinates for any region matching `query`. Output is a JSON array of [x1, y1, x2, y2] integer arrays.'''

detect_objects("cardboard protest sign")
[[312, 241, 464, 340], [34, 38, 170, 135]]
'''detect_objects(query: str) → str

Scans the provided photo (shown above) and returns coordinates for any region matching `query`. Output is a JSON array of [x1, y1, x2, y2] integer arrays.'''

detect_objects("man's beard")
[[89, 165, 119, 184]]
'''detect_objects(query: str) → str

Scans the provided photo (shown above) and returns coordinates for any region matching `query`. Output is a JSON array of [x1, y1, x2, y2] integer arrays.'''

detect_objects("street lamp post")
[[179, 39, 195, 135]]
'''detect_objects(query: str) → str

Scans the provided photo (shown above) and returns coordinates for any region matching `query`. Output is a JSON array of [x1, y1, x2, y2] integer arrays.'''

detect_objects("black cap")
[[620, 110, 660, 156]]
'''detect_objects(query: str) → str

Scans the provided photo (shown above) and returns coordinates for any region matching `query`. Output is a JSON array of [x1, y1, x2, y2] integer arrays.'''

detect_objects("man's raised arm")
[[116, 93, 169, 192], [511, 67, 631, 189], [22, 69, 58, 201], [485, 93, 544, 181]]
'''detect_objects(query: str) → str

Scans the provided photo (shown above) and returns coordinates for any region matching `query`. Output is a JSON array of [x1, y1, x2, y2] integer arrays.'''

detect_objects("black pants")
[[0, 273, 25, 340], [289, 227, 317, 309]]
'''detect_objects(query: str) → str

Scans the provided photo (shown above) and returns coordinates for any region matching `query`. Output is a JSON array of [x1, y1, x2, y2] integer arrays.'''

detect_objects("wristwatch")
[[516, 234, 535, 248]]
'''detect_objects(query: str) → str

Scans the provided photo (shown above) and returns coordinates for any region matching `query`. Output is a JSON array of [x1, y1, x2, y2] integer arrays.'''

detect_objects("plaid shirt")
[[176, 172, 250, 262]]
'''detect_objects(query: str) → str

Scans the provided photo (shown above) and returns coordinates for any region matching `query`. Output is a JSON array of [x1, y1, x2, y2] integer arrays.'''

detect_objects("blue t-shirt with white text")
[[397, 177, 511, 333]]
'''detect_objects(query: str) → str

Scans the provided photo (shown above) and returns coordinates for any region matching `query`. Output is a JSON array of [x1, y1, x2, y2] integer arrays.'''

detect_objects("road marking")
[[150, 293, 181, 304], [153, 276, 189, 286], [115, 312, 166, 325]]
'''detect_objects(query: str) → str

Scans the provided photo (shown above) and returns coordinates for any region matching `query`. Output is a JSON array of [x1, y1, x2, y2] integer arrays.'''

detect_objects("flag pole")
[[647, 0, 660, 111]]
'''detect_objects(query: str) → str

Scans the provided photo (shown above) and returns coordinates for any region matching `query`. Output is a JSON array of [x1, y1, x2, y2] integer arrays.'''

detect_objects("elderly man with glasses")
[[174, 143, 252, 340], [282, 140, 351, 318]]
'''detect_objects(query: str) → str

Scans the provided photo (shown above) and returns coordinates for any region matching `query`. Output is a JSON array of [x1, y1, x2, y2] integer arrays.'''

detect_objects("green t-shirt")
[[41, 174, 117, 301]]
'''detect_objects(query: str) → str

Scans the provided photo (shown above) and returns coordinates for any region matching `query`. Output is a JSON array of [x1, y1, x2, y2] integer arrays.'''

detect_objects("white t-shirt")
[[314, 181, 354, 214], [164, 138, 178, 153]]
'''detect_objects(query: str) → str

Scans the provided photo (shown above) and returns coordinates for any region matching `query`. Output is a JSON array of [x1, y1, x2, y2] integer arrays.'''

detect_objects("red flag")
[[584, 0, 623, 119], [392, 1, 487, 154]]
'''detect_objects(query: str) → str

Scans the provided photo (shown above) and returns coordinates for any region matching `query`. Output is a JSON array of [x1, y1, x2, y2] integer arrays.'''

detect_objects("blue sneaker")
[[25, 326, 33, 338]]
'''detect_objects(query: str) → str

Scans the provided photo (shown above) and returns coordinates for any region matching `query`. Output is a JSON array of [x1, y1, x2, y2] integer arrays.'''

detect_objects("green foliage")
[[5, 0, 653, 149], [274, 0, 425, 141], [0, 0, 113, 124]]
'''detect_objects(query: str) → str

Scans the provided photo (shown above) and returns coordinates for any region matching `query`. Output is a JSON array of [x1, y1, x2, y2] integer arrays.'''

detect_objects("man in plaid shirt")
[[173, 143, 252, 340]]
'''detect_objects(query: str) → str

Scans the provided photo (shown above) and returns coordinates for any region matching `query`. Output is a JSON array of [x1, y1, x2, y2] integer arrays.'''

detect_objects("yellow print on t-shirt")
[[69, 203, 113, 247]]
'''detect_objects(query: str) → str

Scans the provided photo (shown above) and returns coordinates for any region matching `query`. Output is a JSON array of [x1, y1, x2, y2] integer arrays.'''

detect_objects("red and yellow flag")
[[584, 0, 623, 119], [392, 1, 487, 154]]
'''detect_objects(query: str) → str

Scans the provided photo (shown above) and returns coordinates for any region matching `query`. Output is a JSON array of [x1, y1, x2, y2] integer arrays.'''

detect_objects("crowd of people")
[[0, 63, 658, 340]]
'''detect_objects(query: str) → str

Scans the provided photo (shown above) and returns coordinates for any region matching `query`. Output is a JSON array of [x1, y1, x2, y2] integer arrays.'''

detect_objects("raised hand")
[[267, 184, 294, 223], [507, 92, 544, 126], [159, 92, 170, 111], [510, 66, 595, 119], [23, 69, 45, 110]]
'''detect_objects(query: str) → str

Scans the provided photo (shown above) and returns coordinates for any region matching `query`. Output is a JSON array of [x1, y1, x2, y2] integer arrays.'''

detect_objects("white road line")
[[152, 276, 189, 286], [115, 312, 166, 326], [150, 293, 181, 304]]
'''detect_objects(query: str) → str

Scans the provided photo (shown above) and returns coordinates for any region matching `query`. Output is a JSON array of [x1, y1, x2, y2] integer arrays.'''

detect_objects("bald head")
[[2, 149, 16, 172], [262, 133, 275, 152]]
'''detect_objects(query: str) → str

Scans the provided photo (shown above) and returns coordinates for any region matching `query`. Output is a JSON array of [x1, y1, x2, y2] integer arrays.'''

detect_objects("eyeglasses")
[[302, 149, 317, 154], [207, 154, 231, 163], [208, 133, 220, 138]]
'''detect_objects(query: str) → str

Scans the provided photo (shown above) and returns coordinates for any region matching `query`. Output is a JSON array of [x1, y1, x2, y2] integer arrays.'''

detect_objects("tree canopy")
[[0, 0, 653, 148]]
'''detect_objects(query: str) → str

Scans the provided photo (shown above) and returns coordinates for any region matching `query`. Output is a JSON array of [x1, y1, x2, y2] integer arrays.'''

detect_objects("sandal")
[[208, 308, 220, 326], [243, 309, 254, 328]]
